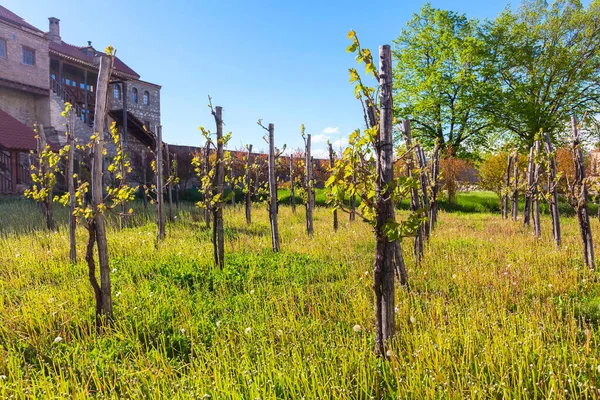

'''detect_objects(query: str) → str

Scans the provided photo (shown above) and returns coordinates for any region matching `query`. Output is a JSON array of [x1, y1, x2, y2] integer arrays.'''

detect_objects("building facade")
[[0, 5, 161, 193]]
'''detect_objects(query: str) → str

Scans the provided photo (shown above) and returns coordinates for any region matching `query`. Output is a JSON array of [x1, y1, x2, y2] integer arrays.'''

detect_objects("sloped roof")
[[0, 108, 37, 151], [49, 41, 140, 79], [0, 5, 43, 33]]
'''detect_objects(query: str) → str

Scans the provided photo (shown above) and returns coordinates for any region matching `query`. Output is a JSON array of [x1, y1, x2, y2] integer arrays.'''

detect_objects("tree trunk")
[[512, 152, 519, 221], [544, 131, 561, 248], [213, 106, 225, 268], [245, 144, 253, 225], [415, 143, 430, 240], [533, 140, 541, 238], [290, 154, 296, 214], [67, 112, 76, 262], [165, 143, 174, 223], [36, 124, 56, 232], [268, 123, 280, 252], [90, 54, 113, 327], [328, 143, 338, 232], [571, 116, 594, 269], [402, 120, 423, 262], [305, 134, 314, 236], [203, 141, 211, 229], [503, 153, 512, 219], [524, 146, 534, 226], [174, 153, 180, 209], [374, 44, 396, 356], [156, 126, 166, 241]]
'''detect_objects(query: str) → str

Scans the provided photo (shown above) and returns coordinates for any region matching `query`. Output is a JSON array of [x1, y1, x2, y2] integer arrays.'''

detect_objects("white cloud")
[[333, 136, 349, 149], [312, 133, 330, 144], [312, 148, 330, 159], [322, 127, 340, 135]]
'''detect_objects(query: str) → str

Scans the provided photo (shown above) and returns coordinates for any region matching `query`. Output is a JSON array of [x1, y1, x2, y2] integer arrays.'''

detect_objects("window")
[[114, 84, 121, 100], [72, 80, 76, 87], [132, 88, 138, 104], [143, 91, 150, 105], [0, 39, 6, 58], [22, 47, 35, 66]]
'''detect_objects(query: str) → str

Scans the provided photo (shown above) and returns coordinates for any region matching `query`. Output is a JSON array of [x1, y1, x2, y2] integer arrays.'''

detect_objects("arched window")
[[114, 84, 121, 100], [143, 91, 150, 105], [132, 88, 138, 104]]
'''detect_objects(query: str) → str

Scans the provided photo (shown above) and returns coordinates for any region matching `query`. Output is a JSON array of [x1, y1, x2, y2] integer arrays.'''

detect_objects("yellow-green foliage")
[[1, 198, 600, 398]]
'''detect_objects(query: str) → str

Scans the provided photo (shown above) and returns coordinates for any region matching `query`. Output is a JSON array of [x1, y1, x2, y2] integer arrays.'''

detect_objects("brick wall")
[[0, 86, 50, 128], [0, 20, 49, 90]]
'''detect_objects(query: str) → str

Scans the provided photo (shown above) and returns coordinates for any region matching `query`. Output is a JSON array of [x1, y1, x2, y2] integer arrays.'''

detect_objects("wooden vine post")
[[165, 143, 174, 222], [511, 152, 519, 221], [156, 125, 166, 240], [203, 141, 211, 228], [141, 149, 148, 209], [304, 129, 314, 236], [523, 146, 534, 226], [532, 140, 541, 237], [245, 144, 253, 225], [328, 142, 338, 232], [544, 132, 561, 248], [213, 106, 225, 268], [374, 44, 396, 355], [571, 116, 594, 269], [502, 153, 512, 219], [290, 154, 296, 213], [90, 54, 113, 327], [415, 142, 431, 240], [429, 142, 440, 230], [36, 124, 56, 231], [263, 122, 280, 252], [402, 120, 423, 261], [66, 110, 76, 261]]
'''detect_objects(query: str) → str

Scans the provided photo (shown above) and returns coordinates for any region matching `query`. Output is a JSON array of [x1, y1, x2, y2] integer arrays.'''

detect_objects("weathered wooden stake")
[[141, 149, 148, 209], [212, 106, 225, 268], [532, 140, 541, 237], [305, 134, 314, 236], [415, 142, 431, 240], [328, 143, 338, 232], [544, 131, 561, 248], [245, 144, 253, 225], [374, 44, 396, 356], [90, 54, 113, 328], [66, 112, 76, 261], [502, 153, 512, 219], [267, 123, 280, 252], [524, 146, 534, 226], [165, 143, 174, 223], [402, 120, 423, 261], [571, 116, 594, 269], [511, 152, 519, 221], [156, 125, 166, 241], [203, 141, 211, 228], [36, 124, 56, 232], [429, 142, 440, 230], [174, 152, 180, 209], [290, 154, 296, 213]]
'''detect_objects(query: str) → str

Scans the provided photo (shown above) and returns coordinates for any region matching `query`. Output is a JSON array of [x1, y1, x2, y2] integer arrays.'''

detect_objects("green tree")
[[392, 4, 490, 159], [482, 0, 600, 145]]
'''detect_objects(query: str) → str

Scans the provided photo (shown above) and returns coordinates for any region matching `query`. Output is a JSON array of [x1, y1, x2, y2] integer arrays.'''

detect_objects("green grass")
[[1, 193, 600, 398]]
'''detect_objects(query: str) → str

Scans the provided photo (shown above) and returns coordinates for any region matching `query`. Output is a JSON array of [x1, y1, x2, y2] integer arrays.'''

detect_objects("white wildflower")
[[180, 328, 186, 334], [353, 324, 362, 333], [216, 320, 221, 327], [112, 268, 117, 273], [409, 316, 416, 324], [53, 336, 63, 344], [245, 327, 251, 334]]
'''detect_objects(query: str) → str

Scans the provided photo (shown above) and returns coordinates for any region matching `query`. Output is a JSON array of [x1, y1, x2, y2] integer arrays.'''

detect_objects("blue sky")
[[5, 0, 510, 157]]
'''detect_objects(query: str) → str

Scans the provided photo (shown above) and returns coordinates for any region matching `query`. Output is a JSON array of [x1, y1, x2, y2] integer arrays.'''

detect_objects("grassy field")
[[2, 192, 600, 398]]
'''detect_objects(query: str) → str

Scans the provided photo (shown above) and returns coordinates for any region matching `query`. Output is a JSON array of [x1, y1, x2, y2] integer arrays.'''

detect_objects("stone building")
[[0, 5, 161, 193]]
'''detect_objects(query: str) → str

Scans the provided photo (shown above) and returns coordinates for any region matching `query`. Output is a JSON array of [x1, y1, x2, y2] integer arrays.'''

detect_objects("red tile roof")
[[0, 5, 43, 33], [0, 108, 38, 151], [49, 41, 140, 79]]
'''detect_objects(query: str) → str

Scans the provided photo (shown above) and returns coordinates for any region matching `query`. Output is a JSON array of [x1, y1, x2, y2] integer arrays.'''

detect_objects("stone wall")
[[0, 20, 49, 90], [110, 80, 161, 132]]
